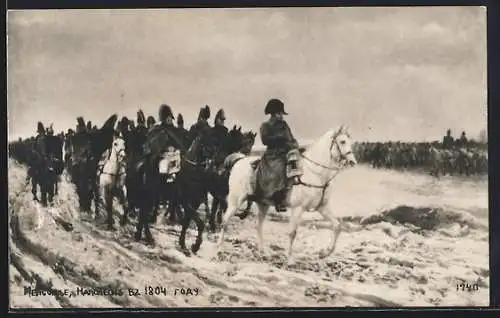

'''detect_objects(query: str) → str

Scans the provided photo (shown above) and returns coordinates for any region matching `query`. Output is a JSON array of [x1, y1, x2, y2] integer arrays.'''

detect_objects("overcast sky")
[[8, 7, 487, 145]]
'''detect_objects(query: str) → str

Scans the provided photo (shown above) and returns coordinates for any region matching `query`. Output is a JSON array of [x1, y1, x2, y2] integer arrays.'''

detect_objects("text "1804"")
[[456, 283, 479, 292]]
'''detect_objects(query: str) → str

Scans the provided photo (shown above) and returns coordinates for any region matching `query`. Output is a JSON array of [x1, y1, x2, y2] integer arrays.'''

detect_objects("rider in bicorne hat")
[[257, 98, 299, 212]]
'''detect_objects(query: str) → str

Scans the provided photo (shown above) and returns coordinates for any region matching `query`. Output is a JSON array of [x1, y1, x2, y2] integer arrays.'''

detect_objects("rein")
[[98, 140, 126, 177], [294, 131, 351, 210]]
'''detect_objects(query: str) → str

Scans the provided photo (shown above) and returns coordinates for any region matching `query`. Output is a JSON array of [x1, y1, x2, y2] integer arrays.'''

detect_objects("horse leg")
[[256, 203, 270, 254], [179, 202, 192, 255], [317, 205, 342, 259], [205, 194, 210, 218], [119, 186, 130, 226], [209, 197, 219, 233], [191, 208, 205, 254], [217, 194, 247, 249], [94, 179, 101, 219], [287, 206, 305, 261], [47, 178, 55, 205], [31, 176, 38, 201], [218, 199, 228, 226], [104, 188, 116, 231], [40, 179, 48, 207], [135, 204, 144, 242], [143, 199, 155, 245]]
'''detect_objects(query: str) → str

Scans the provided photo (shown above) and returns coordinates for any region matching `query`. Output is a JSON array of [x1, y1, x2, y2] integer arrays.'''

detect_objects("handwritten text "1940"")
[[456, 283, 479, 292]]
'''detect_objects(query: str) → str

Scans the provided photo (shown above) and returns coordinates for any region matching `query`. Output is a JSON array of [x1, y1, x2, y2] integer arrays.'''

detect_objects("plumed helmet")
[[159, 104, 174, 121], [264, 98, 288, 115], [76, 117, 86, 129], [118, 116, 130, 131], [137, 110, 146, 125], [86, 121, 92, 131], [47, 124, 54, 135], [214, 109, 226, 123], [37, 122, 45, 134], [199, 105, 211, 120], [147, 116, 156, 126], [177, 114, 184, 126]]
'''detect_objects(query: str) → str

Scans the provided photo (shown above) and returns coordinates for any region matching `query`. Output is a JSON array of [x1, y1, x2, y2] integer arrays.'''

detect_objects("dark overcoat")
[[257, 117, 298, 199]]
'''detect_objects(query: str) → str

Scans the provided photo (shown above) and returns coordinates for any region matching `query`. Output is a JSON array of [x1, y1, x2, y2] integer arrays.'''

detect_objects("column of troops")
[[353, 130, 488, 176]]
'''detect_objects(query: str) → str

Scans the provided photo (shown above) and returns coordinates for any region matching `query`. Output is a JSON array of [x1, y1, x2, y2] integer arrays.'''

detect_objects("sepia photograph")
[[7, 7, 488, 308]]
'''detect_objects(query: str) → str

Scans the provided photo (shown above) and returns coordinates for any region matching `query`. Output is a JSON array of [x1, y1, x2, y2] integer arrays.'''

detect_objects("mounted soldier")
[[457, 131, 468, 149], [176, 114, 189, 147], [212, 109, 229, 147], [135, 110, 148, 136], [442, 129, 454, 150], [28, 122, 47, 198], [188, 105, 212, 144], [256, 98, 299, 212], [142, 104, 186, 162], [45, 124, 64, 193]]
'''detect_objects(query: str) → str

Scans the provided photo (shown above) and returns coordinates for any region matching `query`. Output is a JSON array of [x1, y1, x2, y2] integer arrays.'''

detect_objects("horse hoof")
[[145, 238, 155, 247], [180, 247, 191, 257], [134, 232, 142, 242], [318, 249, 330, 259], [191, 243, 201, 254]]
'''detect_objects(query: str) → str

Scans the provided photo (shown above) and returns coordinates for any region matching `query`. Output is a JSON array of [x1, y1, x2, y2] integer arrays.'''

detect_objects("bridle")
[[296, 130, 353, 210], [98, 137, 126, 177]]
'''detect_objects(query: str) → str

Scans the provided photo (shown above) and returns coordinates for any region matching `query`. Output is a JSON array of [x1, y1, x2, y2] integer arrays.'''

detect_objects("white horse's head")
[[111, 135, 126, 161], [328, 125, 357, 167]]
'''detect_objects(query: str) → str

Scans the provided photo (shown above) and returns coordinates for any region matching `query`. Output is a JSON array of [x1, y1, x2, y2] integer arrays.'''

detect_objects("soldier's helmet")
[[177, 114, 184, 127], [47, 124, 54, 136], [214, 109, 226, 124], [447, 129, 451, 135], [199, 105, 211, 120], [137, 110, 146, 125], [264, 98, 288, 115], [159, 104, 174, 122], [37, 122, 45, 134], [147, 116, 156, 127], [76, 117, 86, 133]]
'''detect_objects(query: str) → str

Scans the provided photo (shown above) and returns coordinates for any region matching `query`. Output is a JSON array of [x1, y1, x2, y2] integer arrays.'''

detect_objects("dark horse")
[[70, 115, 118, 213], [134, 131, 218, 255], [30, 152, 63, 207], [28, 127, 64, 207]]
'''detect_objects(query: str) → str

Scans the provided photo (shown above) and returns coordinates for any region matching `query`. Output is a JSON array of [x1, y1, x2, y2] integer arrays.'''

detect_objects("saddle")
[[248, 149, 303, 207]]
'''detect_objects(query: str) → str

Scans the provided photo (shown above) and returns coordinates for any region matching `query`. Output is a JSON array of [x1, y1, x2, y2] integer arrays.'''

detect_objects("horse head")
[[240, 131, 257, 155], [329, 125, 357, 167], [111, 134, 127, 162], [186, 132, 218, 170]]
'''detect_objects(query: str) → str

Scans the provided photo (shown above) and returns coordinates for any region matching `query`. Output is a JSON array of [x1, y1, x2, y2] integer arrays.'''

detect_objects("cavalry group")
[[354, 130, 488, 177], [10, 99, 360, 260], [8, 100, 486, 259]]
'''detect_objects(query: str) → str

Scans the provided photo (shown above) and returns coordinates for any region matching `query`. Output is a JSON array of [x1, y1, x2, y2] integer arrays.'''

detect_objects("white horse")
[[217, 125, 357, 261], [96, 134, 128, 230]]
